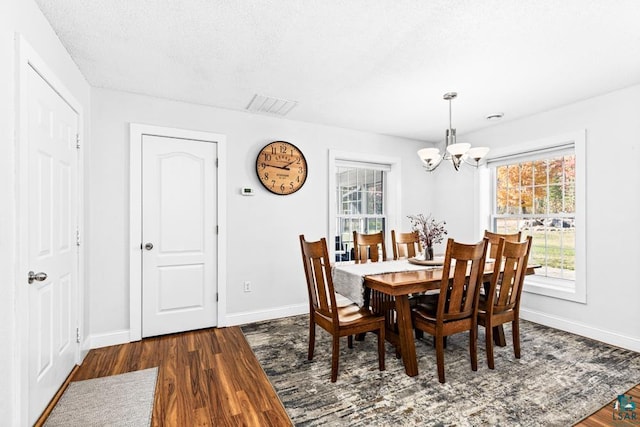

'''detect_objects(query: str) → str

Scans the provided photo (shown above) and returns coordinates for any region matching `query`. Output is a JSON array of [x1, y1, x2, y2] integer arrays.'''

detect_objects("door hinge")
[[215, 158, 219, 167], [216, 225, 219, 234], [216, 292, 219, 302], [76, 327, 81, 343], [76, 229, 81, 246], [76, 134, 80, 149]]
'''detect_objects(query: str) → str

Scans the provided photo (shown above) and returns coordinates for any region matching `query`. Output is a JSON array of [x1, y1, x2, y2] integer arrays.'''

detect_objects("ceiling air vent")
[[246, 94, 297, 116]]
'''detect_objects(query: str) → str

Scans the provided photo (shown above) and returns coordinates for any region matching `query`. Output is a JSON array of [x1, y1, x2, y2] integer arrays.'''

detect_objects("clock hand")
[[264, 163, 290, 170], [279, 158, 298, 170]]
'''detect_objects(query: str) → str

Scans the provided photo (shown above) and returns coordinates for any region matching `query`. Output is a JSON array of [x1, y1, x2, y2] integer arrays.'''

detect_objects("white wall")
[[427, 162, 478, 250], [432, 84, 640, 351], [89, 88, 428, 338], [0, 0, 91, 424]]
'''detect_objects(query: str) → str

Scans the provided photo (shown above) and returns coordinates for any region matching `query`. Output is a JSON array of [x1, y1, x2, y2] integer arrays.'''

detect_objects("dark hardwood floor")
[[574, 383, 640, 426], [36, 324, 637, 426], [37, 326, 292, 426]]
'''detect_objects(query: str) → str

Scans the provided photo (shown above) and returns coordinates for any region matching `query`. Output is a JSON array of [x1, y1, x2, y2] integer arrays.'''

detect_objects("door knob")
[[144, 243, 154, 250], [28, 271, 48, 284]]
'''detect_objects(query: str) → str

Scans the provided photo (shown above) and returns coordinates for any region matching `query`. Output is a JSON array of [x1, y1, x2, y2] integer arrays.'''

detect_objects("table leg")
[[493, 325, 506, 347], [395, 295, 418, 377]]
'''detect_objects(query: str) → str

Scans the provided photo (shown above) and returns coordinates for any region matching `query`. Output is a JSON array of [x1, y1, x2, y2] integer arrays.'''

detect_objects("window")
[[328, 151, 401, 263], [335, 166, 386, 261], [481, 130, 586, 303], [493, 153, 575, 281]]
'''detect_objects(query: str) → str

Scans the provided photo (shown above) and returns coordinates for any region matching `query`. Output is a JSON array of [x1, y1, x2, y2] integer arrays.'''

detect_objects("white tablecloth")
[[331, 260, 438, 307]]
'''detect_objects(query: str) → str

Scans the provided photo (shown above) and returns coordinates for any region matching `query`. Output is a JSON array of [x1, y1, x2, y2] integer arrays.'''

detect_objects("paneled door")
[[27, 64, 79, 424], [141, 135, 217, 337]]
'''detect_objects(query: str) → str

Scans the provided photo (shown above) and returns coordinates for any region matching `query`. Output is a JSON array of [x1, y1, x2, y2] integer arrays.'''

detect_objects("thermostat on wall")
[[241, 187, 254, 196]]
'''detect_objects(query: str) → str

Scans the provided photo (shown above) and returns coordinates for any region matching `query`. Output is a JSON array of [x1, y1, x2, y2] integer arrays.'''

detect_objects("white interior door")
[[142, 135, 217, 337], [27, 65, 79, 424]]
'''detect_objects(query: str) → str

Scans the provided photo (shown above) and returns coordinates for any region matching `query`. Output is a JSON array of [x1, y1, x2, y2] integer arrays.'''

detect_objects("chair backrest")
[[391, 230, 422, 260], [437, 238, 489, 322], [352, 231, 387, 263], [486, 236, 533, 315], [484, 230, 522, 259], [299, 235, 338, 323]]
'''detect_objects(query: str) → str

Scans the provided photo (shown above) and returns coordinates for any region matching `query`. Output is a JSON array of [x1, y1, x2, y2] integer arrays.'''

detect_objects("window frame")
[[476, 130, 587, 303], [328, 150, 401, 262], [335, 166, 387, 257], [491, 148, 576, 282]]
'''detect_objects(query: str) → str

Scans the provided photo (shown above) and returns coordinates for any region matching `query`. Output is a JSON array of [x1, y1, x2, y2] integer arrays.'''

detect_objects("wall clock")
[[256, 141, 308, 195]]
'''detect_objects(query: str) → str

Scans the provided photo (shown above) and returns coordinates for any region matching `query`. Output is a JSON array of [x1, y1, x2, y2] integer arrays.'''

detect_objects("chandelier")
[[417, 92, 490, 171]]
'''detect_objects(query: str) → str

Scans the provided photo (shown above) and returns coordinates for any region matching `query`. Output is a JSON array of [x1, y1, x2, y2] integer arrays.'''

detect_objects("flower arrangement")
[[407, 213, 447, 249]]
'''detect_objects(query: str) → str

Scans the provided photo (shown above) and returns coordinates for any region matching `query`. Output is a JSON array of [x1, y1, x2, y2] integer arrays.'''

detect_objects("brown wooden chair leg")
[[347, 335, 353, 349], [331, 335, 340, 382], [436, 333, 446, 383], [513, 318, 521, 359], [470, 324, 478, 372], [433, 336, 447, 348], [378, 326, 386, 371], [415, 329, 424, 339], [308, 318, 315, 360], [485, 321, 495, 369], [355, 288, 375, 342]]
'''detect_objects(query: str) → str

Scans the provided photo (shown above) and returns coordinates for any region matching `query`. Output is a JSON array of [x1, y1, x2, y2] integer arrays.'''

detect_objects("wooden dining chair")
[[478, 235, 532, 369], [391, 230, 422, 260], [299, 235, 385, 382], [482, 229, 524, 346], [392, 229, 438, 319], [352, 230, 392, 344], [484, 230, 522, 259], [411, 237, 488, 383], [352, 231, 387, 263]]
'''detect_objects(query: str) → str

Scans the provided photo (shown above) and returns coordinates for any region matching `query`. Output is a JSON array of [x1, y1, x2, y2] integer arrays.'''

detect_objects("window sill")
[[523, 276, 586, 303]]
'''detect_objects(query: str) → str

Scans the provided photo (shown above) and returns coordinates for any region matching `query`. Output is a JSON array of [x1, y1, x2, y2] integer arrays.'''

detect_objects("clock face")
[[256, 141, 308, 195]]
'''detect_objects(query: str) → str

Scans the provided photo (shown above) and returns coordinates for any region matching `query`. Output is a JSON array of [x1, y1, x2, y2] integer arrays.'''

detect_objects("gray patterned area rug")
[[242, 315, 640, 426], [44, 367, 158, 427]]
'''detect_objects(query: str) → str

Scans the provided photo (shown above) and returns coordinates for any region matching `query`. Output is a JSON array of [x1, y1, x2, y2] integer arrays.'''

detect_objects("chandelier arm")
[[422, 158, 443, 172], [452, 156, 462, 171]]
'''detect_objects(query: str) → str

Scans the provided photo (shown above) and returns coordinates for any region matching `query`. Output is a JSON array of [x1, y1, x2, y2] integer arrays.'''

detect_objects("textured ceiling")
[[34, 0, 640, 141]]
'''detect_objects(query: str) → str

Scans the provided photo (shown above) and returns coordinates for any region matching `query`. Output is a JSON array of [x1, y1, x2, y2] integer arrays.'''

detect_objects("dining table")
[[332, 258, 538, 377]]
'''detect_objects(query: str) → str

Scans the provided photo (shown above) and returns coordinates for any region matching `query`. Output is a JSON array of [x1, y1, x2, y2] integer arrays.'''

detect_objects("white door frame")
[[129, 123, 227, 341], [15, 34, 85, 425]]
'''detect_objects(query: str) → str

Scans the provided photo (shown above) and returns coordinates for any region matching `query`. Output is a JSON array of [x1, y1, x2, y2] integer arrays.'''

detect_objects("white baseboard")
[[521, 308, 640, 352], [224, 303, 307, 327], [86, 305, 307, 349], [89, 329, 131, 349], [79, 337, 91, 362]]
